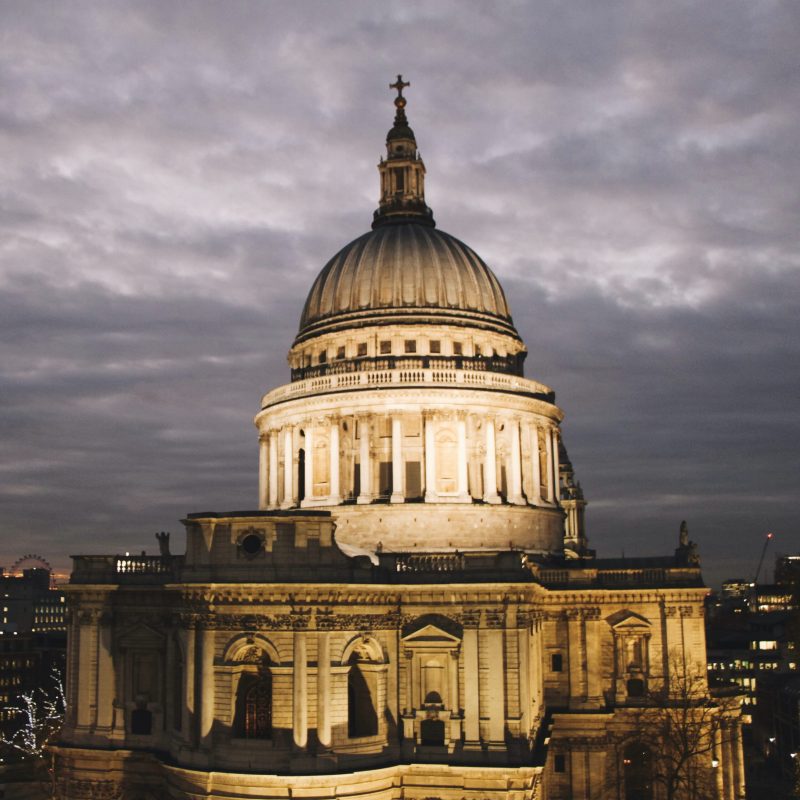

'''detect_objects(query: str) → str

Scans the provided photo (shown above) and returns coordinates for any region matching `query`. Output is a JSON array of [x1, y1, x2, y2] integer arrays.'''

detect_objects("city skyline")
[[1, 2, 798, 588]]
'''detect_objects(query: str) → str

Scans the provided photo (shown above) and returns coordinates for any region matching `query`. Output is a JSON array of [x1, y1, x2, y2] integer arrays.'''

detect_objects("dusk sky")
[[1, 1, 798, 587]]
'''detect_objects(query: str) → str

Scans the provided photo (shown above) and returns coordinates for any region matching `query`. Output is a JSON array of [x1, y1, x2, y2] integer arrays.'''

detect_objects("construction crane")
[[752, 531, 775, 586]]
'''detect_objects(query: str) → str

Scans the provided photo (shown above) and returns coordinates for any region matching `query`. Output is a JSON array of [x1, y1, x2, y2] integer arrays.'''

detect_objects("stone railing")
[[290, 354, 524, 382], [536, 566, 703, 589], [393, 553, 467, 573], [70, 554, 181, 584], [262, 367, 554, 409]]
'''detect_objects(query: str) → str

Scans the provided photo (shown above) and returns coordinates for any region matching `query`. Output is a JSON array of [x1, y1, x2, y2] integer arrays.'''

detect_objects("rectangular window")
[[336, 345, 346, 360], [429, 340, 441, 354], [393, 168, 405, 193], [380, 340, 392, 355], [554, 754, 566, 773], [405, 461, 422, 499], [453, 341, 463, 356], [379, 462, 393, 496], [474, 344, 482, 356], [404, 339, 417, 354], [318, 350, 327, 364], [357, 342, 368, 357], [551, 653, 563, 672]]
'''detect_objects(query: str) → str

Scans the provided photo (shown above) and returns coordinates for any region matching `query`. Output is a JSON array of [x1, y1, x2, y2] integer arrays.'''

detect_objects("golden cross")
[[389, 74, 410, 99]]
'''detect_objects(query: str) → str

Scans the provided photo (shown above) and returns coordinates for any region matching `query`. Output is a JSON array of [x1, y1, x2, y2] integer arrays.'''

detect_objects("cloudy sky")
[[1, 1, 798, 587]]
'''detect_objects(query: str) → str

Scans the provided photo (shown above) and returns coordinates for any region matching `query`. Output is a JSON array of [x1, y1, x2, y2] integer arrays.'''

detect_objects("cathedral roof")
[[296, 222, 519, 342], [295, 76, 520, 344]]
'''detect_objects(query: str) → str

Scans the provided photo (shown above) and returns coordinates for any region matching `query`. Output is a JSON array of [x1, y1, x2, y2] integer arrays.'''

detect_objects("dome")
[[295, 222, 520, 343]]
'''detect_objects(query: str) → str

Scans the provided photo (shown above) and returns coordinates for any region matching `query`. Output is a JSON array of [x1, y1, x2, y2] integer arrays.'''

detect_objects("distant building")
[[1, 566, 66, 633], [0, 565, 67, 765]]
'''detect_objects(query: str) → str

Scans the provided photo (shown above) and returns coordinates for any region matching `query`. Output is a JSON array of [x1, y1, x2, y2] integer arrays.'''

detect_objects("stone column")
[[302, 426, 314, 505], [448, 650, 459, 713], [733, 721, 746, 798], [316, 631, 331, 750], [723, 721, 735, 800], [483, 419, 500, 504], [585, 616, 602, 705], [529, 424, 542, 505], [76, 611, 97, 728], [544, 427, 555, 503], [552, 428, 561, 502], [456, 416, 470, 500], [181, 624, 196, 742], [281, 427, 294, 508], [509, 418, 524, 504], [328, 418, 341, 503], [258, 433, 269, 509], [293, 630, 308, 750], [424, 414, 437, 502], [95, 614, 115, 731], [164, 628, 175, 732], [485, 625, 505, 743], [199, 626, 215, 747], [567, 610, 586, 705], [390, 416, 404, 503], [357, 417, 373, 504], [714, 726, 725, 798], [518, 623, 531, 733], [268, 431, 279, 507]]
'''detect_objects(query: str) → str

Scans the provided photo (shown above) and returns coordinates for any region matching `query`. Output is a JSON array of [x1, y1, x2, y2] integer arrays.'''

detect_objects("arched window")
[[234, 672, 272, 738], [623, 742, 653, 800], [348, 662, 378, 737]]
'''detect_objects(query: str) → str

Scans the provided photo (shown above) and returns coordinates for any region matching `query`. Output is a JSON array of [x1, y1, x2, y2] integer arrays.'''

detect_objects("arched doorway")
[[234, 673, 272, 738]]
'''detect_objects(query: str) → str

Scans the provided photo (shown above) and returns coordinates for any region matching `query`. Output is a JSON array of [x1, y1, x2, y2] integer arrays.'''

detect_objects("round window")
[[241, 534, 263, 556]]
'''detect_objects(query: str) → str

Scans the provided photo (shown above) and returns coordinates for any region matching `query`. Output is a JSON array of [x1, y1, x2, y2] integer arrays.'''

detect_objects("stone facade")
[[53, 80, 744, 799]]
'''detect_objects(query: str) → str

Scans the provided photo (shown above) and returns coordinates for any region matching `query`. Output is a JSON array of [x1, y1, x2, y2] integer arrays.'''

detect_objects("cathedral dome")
[[295, 222, 519, 343]]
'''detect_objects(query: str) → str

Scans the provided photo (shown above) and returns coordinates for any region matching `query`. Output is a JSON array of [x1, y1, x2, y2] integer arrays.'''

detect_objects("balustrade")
[[263, 366, 553, 409]]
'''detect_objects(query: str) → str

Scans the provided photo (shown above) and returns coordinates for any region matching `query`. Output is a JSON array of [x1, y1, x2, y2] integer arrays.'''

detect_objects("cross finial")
[[390, 74, 410, 99]]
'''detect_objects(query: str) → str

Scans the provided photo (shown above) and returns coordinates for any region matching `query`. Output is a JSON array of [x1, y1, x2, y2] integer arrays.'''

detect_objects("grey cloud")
[[0, 0, 798, 587]]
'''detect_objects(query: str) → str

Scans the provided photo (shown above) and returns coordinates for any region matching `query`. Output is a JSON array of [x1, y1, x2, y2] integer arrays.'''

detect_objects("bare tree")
[[603, 654, 740, 800]]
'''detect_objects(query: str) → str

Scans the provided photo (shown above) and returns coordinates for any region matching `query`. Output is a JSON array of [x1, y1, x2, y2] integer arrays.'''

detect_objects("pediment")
[[402, 623, 461, 644], [116, 622, 165, 649], [607, 610, 652, 630]]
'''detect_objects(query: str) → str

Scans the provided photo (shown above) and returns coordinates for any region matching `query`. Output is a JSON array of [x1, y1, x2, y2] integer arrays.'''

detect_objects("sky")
[[1, 1, 798, 588]]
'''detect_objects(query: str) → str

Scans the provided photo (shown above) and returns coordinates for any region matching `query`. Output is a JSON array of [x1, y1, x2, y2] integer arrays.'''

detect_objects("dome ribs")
[[294, 223, 519, 344]]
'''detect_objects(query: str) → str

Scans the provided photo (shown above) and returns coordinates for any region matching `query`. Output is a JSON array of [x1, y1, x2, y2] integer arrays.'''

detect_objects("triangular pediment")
[[116, 622, 165, 649], [607, 610, 652, 630], [402, 623, 460, 644]]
